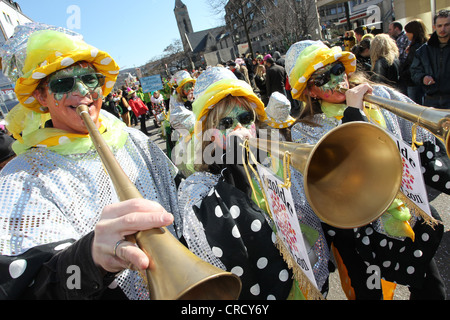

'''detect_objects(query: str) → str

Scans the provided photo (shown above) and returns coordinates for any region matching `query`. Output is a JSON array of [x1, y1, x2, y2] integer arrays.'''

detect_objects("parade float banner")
[[256, 164, 318, 289], [389, 133, 432, 217], [140, 75, 163, 93]]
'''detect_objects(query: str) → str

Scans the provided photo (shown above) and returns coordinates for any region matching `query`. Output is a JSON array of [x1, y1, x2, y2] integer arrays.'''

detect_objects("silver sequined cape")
[[0, 122, 180, 300]]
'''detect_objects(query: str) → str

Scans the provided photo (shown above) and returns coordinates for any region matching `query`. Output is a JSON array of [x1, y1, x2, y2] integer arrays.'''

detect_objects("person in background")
[[116, 89, 131, 126], [388, 21, 411, 66], [370, 34, 400, 88], [126, 87, 149, 135], [343, 30, 356, 51], [254, 64, 268, 106], [102, 93, 120, 119], [410, 9, 450, 109], [400, 19, 429, 103], [264, 55, 287, 97]]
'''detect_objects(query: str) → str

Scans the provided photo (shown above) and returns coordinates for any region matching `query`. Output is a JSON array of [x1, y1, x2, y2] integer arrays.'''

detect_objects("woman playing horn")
[[178, 66, 330, 299], [284, 40, 446, 300]]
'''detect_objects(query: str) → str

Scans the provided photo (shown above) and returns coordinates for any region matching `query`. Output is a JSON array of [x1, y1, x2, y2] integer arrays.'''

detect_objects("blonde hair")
[[370, 34, 399, 68], [255, 65, 266, 77]]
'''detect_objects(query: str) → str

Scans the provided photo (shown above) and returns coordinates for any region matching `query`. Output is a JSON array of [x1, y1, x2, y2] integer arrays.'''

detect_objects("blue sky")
[[17, 0, 224, 69]]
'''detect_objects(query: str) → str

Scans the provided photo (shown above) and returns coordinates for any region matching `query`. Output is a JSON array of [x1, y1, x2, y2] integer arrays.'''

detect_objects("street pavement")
[[140, 119, 450, 300]]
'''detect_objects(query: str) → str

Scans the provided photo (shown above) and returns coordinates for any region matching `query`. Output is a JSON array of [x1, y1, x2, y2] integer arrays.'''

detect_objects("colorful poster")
[[256, 164, 318, 289], [390, 133, 431, 217]]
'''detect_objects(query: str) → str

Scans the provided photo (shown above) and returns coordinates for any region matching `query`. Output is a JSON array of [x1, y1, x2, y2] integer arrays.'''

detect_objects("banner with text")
[[390, 133, 431, 217], [256, 164, 318, 289], [140, 75, 163, 93]]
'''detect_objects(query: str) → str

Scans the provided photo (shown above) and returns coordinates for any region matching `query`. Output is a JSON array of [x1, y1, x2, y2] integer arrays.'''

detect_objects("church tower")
[[174, 0, 194, 52]]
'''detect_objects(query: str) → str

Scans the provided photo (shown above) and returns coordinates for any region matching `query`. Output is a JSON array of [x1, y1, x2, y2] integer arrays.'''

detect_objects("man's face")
[[388, 24, 399, 38], [33, 63, 104, 134], [435, 16, 450, 42]]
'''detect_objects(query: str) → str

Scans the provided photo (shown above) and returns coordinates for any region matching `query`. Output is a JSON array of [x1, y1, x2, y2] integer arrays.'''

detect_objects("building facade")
[[174, 0, 236, 68]]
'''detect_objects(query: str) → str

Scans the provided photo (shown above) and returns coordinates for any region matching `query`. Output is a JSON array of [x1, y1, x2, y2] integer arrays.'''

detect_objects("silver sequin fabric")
[[0, 124, 180, 300]]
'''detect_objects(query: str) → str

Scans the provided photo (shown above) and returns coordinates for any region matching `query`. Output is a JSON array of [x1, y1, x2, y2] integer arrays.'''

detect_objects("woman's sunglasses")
[[310, 63, 345, 87], [49, 73, 106, 94], [218, 111, 255, 130]]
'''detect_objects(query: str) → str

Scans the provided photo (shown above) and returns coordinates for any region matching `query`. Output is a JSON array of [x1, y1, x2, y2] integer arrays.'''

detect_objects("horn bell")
[[136, 228, 242, 300], [250, 121, 403, 229]]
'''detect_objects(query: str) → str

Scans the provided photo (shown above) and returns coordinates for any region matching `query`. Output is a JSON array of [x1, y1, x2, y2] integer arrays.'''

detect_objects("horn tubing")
[[76, 105, 242, 300], [339, 87, 450, 158]]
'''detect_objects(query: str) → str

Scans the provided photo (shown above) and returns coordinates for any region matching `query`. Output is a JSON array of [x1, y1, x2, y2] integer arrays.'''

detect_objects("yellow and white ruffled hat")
[[1, 23, 120, 114], [192, 66, 266, 140], [173, 70, 196, 95], [285, 40, 357, 101]]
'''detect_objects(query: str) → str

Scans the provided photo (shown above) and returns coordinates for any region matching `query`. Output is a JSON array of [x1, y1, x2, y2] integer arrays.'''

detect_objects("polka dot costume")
[[323, 208, 444, 299], [193, 180, 293, 300]]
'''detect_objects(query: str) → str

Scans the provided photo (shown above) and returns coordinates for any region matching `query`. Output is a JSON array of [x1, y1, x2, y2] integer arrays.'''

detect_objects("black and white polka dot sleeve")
[[0, 232, 118, 300]]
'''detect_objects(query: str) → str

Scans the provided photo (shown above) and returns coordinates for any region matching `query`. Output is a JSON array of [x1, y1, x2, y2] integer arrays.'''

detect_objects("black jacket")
[[410, 32, 450, 96], [400, 42, 424, 87], [265, 63, 287, 97], [371, 57, 400, 88]]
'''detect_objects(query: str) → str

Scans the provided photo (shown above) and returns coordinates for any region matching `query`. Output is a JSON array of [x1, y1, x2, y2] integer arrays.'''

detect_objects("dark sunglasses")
[[219, 111, 255, 130], [310, 63, 345, 87], [49, 73, 106, 94]]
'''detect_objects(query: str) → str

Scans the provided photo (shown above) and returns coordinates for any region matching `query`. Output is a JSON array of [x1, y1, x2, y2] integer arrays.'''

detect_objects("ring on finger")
[[113, 239, 126, 257]]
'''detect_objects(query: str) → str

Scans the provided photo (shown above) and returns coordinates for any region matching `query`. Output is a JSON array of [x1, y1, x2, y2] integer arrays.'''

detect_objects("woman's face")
[[210, 104, 256, 150], [33, 62, 104, 134], [405, 31, 413, 42], [308, 62, 349, 104]]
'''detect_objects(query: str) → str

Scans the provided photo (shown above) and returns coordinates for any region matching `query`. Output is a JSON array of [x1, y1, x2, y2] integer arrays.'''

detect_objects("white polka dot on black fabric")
[[231, 225, 241, 238], [215, 205, 223, 218], [251, 219, 262, 232], [231, 266, 244, 277], [212, 246, 223, 258], [257, 257, 268, 269], [9, 259, 27, 279], [230, 205, 240, 219], [279, 269, 289, 282], [54, 242, 72, 251], [362, 236, 370, 245], [250, 284, 260, 296]]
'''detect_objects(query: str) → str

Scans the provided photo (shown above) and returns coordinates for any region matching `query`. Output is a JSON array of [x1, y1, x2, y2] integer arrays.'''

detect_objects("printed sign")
[[140, 75, 163, 93], [390, 133, 431, 217], [256, 164, 318, 289]]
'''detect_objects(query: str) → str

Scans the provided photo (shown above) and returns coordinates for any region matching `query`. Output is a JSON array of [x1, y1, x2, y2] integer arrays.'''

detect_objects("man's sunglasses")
[[310, 63, 345, 87], [218, 111, 255, 130], [49, 73, 106, 94]]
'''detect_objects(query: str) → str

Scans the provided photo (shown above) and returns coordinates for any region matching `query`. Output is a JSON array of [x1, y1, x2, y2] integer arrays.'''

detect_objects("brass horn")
[[76, 105, 242, 300], [339, 87, 450, 158], [249, 121, 403, 229]]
